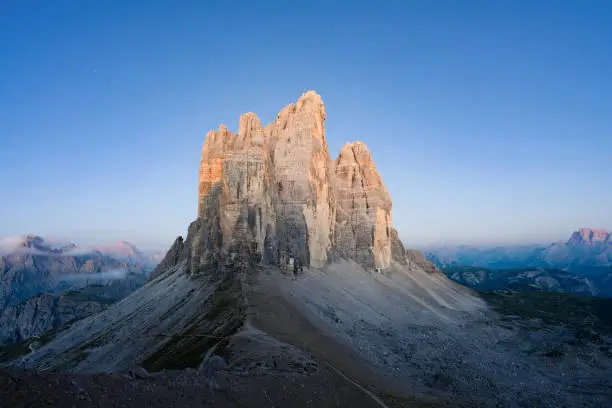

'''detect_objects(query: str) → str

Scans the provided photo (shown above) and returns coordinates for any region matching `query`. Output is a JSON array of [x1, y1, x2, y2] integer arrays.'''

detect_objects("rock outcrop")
[[150, 236, 184, 280], [176, 91, 411, 274], [405, 249, 440, 274]]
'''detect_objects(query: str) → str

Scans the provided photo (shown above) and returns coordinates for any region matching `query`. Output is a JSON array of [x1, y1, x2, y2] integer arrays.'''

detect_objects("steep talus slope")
[[6, 92, 611, 407], [10, 259, 246, 373]]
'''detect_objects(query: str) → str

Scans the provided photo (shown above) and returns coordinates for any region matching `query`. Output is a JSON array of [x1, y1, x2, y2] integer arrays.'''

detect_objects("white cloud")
[[58, 268, 130, 282], [61, 246, 97, 256], [0, 236, 25, 255]]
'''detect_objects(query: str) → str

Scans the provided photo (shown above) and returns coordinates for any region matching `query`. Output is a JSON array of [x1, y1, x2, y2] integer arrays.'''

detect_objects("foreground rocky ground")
[[1, 358, 434, 408], [1, 369, 226, 408]]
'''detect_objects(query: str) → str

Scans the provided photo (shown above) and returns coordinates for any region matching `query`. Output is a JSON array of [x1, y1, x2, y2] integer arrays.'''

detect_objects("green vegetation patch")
[[60, 289, 118, 305], [0, 340, 35, 363], [481, 291, 612, 335], [0, 320, 70, 363]]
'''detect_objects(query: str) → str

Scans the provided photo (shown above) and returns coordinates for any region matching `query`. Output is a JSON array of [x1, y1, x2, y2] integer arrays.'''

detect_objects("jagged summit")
[[168, 90, 411, 276], [0, 234, 77, 254], [569, 228, 610, 245]]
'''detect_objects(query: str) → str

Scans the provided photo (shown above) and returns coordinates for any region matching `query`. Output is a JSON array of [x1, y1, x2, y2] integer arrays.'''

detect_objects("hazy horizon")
[[0, 227, 598, 254], [2, 1, 610, 250]]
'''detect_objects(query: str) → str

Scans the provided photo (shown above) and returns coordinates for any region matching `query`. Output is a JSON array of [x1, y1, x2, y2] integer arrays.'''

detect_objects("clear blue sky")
[[1, 0, 611, 250]]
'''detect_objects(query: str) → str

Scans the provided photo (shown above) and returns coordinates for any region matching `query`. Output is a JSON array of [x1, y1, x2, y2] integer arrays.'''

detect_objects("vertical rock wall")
[[333, 142, 393, 269], [265, 91, 334, 269], [190, 91, 400, 273]]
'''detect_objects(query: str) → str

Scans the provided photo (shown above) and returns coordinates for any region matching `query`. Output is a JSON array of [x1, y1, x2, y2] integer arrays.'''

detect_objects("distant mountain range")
[[425, 228, 612, 271], [425, 244, 545, 270], [0, 234, 163, 269], [90, 241, 163, 269], [425, 229, 612, 297], [533, 229, 612, 269], [0, 234, 161, 311], [0, 234, 159, 347]]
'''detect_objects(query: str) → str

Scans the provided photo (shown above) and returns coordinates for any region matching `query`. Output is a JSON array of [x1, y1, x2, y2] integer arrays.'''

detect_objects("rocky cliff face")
[[568, 228, 610, 246], [175, 91, 413, 274], [150, 236, 184, 280], [0, 235, 149, 311], [334, 142, 392, 269]]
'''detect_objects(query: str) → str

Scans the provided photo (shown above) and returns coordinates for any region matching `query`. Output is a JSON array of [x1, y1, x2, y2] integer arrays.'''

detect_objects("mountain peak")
[[178, 91, 410, 273], [6, 234, 77, 254], [91, 241, 147, 265], [24, 233, 42, 240], [21, 234, 44, 247], [568, 228, 610, 245], [295, 90, 324, 113]]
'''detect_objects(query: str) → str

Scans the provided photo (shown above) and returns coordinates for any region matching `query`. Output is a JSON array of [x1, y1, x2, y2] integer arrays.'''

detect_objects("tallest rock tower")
[[264, 91, 335, 269]]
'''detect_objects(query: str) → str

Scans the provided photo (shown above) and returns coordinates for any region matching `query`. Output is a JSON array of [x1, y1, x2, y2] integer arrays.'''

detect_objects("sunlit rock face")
[[568, 228, 610, 246], [264, 91, 335, 269], [333, 142, 393, 269], [184, 91, 406, 273]]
